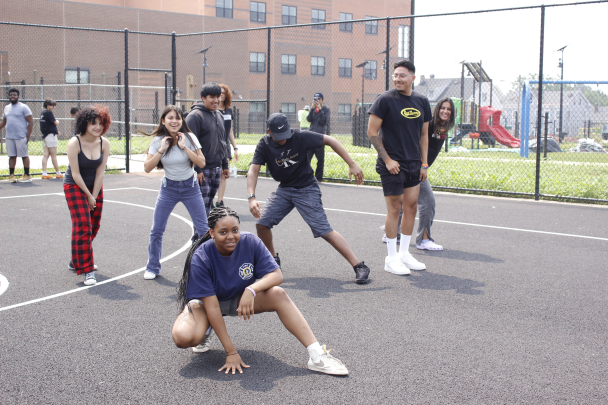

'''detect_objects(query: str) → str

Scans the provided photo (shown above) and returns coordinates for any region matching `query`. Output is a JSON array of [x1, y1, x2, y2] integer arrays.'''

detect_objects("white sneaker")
[[307, 345, 348, 375], [416, 240, 443, 251], [192, 329, 215, 353], [400, 251, 426, 271], [384, 256, 411, 275], [143, 270, 157, 280], [84, 271, 97, 286]]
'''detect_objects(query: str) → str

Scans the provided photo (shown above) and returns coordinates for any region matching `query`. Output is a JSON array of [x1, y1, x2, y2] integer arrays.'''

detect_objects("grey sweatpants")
[[416, 179, 436, 244]]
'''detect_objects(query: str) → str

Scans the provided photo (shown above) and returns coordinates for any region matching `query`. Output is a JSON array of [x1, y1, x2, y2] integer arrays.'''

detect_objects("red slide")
[[488, 125, 520, 148]]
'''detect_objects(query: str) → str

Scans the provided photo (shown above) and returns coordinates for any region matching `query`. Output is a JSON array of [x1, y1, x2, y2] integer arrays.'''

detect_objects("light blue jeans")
[[146, 176, 209, 275]]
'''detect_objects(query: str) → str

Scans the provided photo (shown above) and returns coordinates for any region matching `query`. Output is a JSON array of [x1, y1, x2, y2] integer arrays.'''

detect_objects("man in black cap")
[[306, 92, 330, 182], [247, 113, 371, 284]]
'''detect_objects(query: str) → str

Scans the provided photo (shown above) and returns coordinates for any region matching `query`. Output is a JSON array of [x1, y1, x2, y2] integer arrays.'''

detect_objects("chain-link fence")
[[2, 1, 607, 202]]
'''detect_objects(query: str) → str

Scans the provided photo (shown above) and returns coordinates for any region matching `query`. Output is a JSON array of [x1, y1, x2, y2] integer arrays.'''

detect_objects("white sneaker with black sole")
[[400, 251, 426, 270], [192, 329, 215, 353], [307, 345, 348, 375], [384, 256, 411, 275]]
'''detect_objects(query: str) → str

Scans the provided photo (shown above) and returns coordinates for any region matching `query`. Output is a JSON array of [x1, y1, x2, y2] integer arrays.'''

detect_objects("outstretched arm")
[[322, 135, 364, 185], [247, 164, 263, 219], [368, 114, 400, 175]]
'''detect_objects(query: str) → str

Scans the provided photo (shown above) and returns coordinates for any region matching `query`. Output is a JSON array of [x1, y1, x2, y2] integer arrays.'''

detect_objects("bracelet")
[[421, 165, 429, 170], [245, 286, 256, 297], [226, 352, 238, 356], [233, 147, 238, 150]]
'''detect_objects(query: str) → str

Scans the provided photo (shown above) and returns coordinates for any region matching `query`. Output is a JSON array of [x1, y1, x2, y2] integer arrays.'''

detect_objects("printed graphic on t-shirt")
[[239, 263, 254, 280], [274, 149, 299, 168], [401, 108, 421, 119]]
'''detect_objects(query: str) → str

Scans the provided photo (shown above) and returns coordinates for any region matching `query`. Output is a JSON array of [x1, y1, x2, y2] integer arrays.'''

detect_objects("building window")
[[281, 54, 296, 74], [365, 60, 377, 79], [281, 103, 296, 114], [311, 57, 325, 76], [250, 102, 265, 113], [398, 25, 410, 58], [340, 12, 353, 32], [250, 1, 266, 23], [339, 58, 352, 78], [65, 67, 90, 84], [216, 0, 233, 18], [312, 9, 325, 29], [250, 52, 266, 73], [338, 104, 351, 121], [282, 5, 297, 25], [366, 17, 378, 35]]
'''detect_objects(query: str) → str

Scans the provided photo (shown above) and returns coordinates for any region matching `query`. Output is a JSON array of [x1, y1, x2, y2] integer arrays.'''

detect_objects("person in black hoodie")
[[185, 83, 229, 240], [306, 92, 330, 182]]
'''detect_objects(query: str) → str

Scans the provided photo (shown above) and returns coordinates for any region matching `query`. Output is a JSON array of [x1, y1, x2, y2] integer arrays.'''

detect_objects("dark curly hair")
[[177, 206, 240, 312], [75, 105, 112, 136], [139, 105, 195, 170]]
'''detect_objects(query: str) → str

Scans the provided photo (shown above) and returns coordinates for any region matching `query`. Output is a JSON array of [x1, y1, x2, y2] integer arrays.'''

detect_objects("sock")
[[205, 326, 213, 336], [56, 169, 61, 175], [422, 239, 430, 244], [307, 342, 323, 361], [42, 171, 48, 176], [400, 234, 412, 253], [24, 167, 30, 175], [9, 168, 15, 175], [387, 238, 398, 257]]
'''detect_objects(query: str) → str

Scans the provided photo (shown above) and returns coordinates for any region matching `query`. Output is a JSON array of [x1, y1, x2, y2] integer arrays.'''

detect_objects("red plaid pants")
[[64, 184, 103, 274]]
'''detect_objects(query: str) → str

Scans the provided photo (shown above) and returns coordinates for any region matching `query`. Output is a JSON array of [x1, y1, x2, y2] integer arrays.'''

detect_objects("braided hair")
[[176, 206, 240, 312]]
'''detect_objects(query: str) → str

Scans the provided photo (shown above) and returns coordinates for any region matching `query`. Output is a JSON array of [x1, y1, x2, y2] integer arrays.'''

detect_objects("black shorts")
[[376, 159, 421, 196]]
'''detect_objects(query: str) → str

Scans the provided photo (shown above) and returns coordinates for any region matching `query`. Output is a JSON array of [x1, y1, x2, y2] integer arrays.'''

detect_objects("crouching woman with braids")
[[172, 206, 349, 376]]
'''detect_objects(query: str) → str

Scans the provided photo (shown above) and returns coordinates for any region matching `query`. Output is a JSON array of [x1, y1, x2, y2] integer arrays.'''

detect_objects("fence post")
[[385, 18, 390, 91], [534, 6, 545, 201], [544, 112, 549, 159], [409, 0, 415, 65], [265, 27, 271, 178], [124, 28, 130, 173], [172, 32, 176, 105]]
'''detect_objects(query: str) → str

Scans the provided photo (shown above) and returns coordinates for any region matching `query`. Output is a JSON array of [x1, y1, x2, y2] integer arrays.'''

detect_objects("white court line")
[[0, 198, 193, 312], [0, 274, 9, 297]]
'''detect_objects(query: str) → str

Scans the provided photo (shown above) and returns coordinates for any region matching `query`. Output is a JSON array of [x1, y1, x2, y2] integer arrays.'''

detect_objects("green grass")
[[0, 136, 153, 157]]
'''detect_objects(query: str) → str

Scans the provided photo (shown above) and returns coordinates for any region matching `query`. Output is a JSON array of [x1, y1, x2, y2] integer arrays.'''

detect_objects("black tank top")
[[64, 137, 103, 189]]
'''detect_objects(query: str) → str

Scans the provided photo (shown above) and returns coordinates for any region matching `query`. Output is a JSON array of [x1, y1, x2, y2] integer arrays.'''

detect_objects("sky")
[[412, 0, 608, 93]]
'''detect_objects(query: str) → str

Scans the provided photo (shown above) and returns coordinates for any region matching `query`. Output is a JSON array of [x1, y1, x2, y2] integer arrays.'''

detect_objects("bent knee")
[[172, 330, 195, 349]]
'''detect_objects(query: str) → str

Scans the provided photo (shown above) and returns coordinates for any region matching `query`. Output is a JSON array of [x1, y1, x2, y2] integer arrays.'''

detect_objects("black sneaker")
[[69, 260, 97, 271], [274, 253, 281, 269], [353, 261, 370, 284]]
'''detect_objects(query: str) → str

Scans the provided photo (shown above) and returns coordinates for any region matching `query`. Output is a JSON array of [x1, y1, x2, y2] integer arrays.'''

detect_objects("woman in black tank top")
[[63, 105, 111, 286]]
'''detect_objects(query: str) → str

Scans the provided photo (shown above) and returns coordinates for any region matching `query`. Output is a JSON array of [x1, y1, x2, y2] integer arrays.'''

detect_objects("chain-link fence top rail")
[[2, 0, 608, 201]]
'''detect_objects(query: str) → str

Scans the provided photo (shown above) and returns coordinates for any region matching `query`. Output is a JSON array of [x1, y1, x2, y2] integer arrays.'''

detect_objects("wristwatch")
[[247, 193, 255, 199]]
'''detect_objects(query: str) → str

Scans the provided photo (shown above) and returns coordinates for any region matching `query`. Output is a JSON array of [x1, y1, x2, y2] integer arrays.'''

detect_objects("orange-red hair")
[[75, 104, 112, 136], [219, 83, 232, 109]]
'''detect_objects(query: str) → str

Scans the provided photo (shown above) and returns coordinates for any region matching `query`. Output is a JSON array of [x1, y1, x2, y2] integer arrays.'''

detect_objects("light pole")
[[557, 45, 567, 143], [196, 46, 212, 85], [356, 61, 369, 112]]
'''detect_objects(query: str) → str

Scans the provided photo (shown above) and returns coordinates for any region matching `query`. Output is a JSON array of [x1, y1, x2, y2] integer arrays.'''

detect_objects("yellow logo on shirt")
[[401, 108, 421, 119]]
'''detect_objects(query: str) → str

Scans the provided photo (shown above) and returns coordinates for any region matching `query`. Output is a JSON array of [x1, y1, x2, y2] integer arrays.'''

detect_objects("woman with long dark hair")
[[215, 83, 239, 207], [415, 97, 456, 251], [64, 105, 111, 286], [142, 105, 208, 280], [172, 206, 348, 376]]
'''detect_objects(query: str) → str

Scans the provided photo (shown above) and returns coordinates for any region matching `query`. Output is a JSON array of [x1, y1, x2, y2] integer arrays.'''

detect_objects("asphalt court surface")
[[1, 173, 607, 404]]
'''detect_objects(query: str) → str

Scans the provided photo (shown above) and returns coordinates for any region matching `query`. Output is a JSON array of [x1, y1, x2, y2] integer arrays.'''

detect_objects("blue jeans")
[[146, 176, 209, 275]]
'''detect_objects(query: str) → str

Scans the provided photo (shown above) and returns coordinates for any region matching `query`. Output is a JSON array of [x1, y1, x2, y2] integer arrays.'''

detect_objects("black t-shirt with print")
[[40, 110, 58, 137], [427, 120, 446, 167], [252, 129, 324, 188], [368, 89, 432, 165]]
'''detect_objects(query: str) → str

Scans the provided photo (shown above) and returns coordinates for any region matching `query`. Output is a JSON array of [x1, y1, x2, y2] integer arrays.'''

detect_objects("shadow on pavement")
[[86, 278, 141, 300], [180, 350, 336, 391], [282, 277, 392, 298], [416, 248, 504, 263], [407, 271, 485, 295]]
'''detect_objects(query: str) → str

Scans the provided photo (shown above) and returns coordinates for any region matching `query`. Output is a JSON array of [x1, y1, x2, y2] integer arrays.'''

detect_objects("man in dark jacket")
[[185, 82, 229, 238], [306, 92, 330, 182]]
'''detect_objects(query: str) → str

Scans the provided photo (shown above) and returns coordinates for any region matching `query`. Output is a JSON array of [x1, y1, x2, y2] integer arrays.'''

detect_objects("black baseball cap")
[[314, 92, 324, 99], [267, 113, 292, 141]]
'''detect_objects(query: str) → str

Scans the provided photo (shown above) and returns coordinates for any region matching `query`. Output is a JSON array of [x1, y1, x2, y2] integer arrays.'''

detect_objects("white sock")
[[387, 238, 398, 257], [400, 234, 412, 253], [56, 170, 61, 175], [422, 239, 430, 244], [42, 171, 47, 176], [205, 326, 213, 336], [307, 342, 323, 361]]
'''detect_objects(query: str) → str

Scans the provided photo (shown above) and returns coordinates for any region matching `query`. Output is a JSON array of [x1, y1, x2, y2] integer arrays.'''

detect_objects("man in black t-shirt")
[[367, 60, 431, 276], [39, 99, 64, 179], [247, 113, 371, 284]]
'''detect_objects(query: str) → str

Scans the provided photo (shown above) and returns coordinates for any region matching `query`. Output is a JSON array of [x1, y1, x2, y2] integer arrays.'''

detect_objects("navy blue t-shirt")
[[368, 89, 432, 165], [252, 129, 324, 188], [186, 232, 278, 301]]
